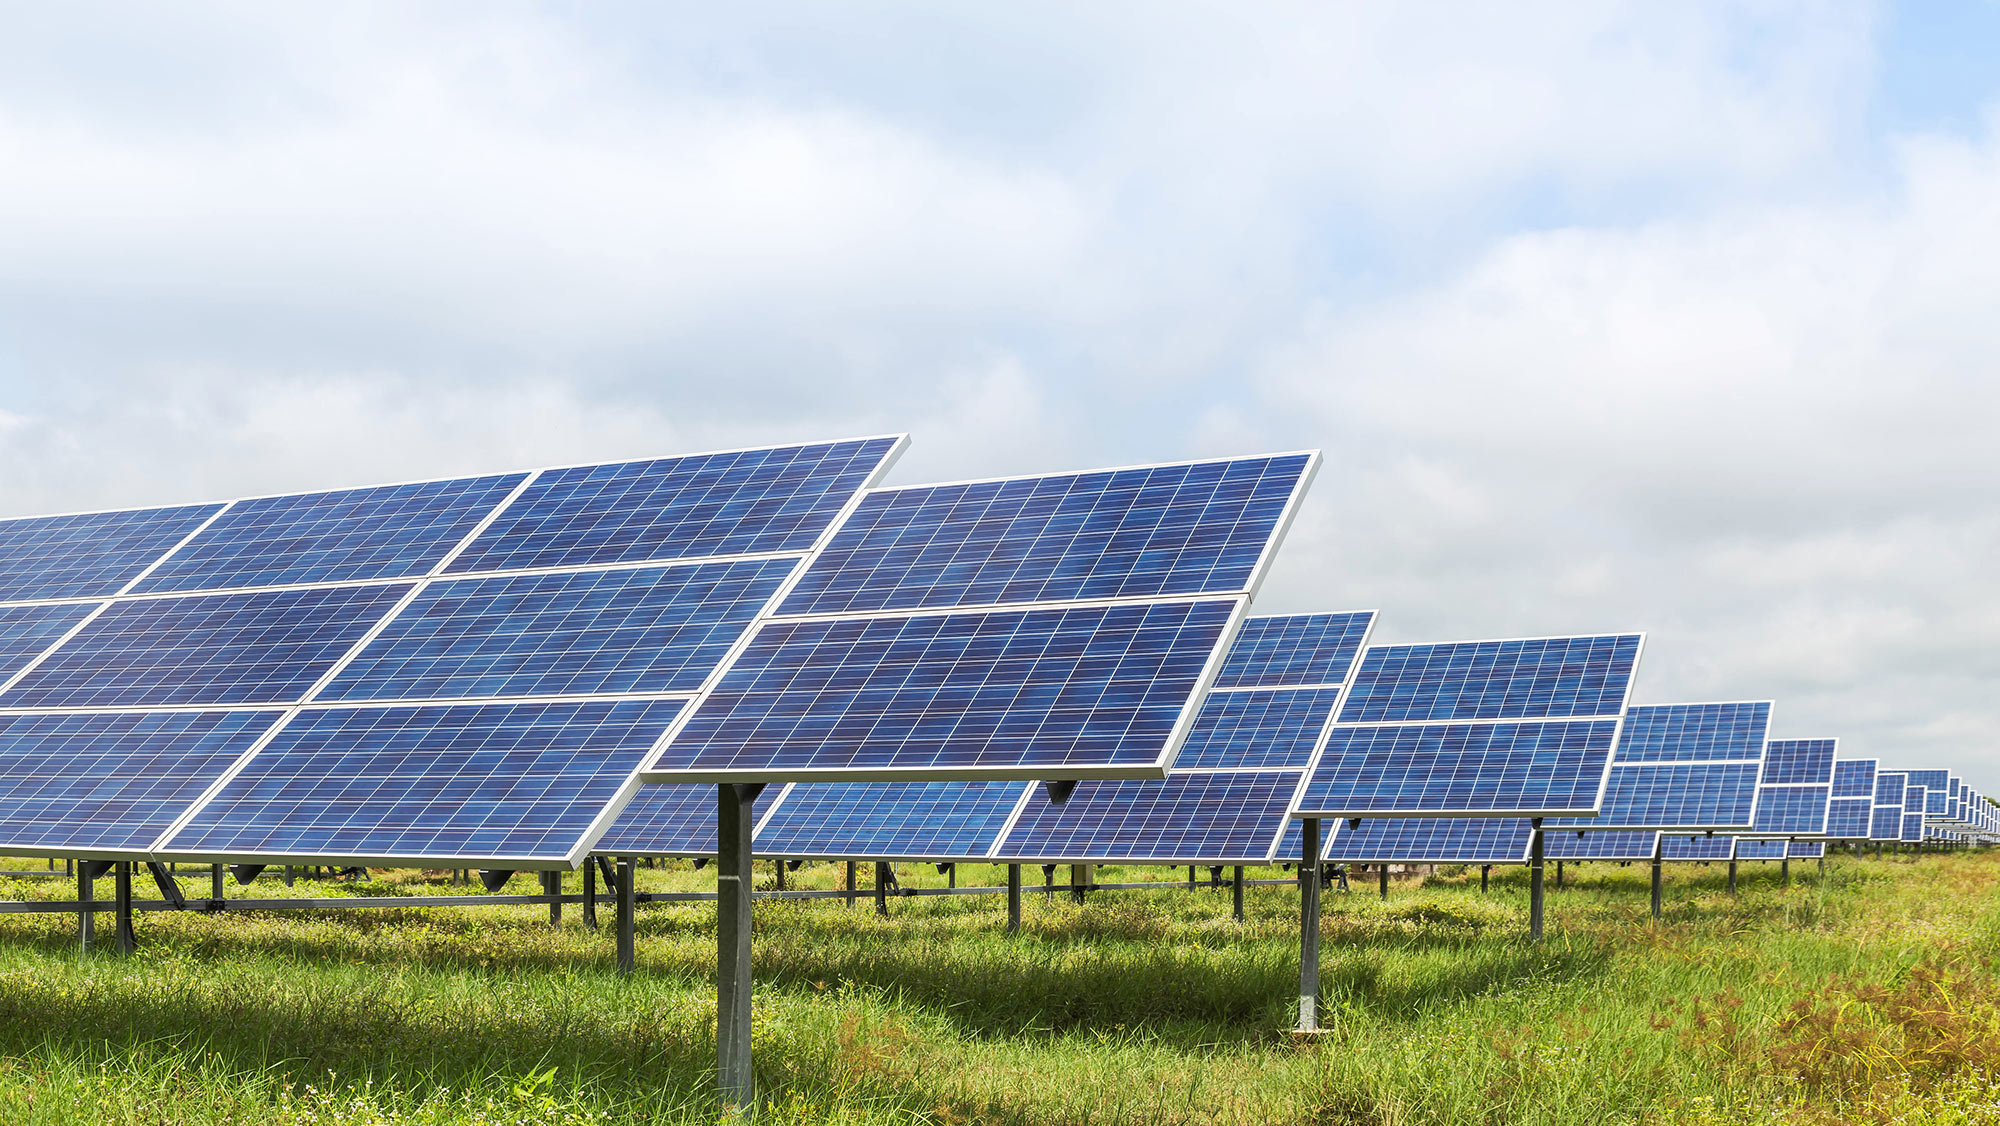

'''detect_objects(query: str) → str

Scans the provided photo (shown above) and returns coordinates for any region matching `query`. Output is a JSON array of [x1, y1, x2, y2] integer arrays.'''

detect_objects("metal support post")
[[582, 859, 599, 931], [1378, 863, 1389, 900], [115, 862, 136, 954], [1781, 857, 1790, 884], [77, 862, 94, 952], [1071, 863, 1090, 904], [845, 860, 856, 907], [1297, 818, 1322, 1033], [874, 862, 891, 916], [773, 857, 785, 891], [1232, 865, 1245, 922], [545, 870, 562, 927], [1043, 864, 1055, 899], [1556, 860, 1564, 890], [1727, 859, 1737, 894], [946, 862, 956, 889], [211, 863, 224, 903], [1187, 865, 1196, 891], [1528, 819, 1545, 942], [1481, 864, 1490, 893], [1006, 864, 1022, 934], [1650, 840, 1663, 920], [1818, 857, 1825, 879], [716, 783, 761, 1113], [616, 857, 636, 974]]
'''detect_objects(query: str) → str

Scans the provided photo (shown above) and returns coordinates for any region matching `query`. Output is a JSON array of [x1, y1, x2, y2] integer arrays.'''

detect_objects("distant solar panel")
[[1748, 739, 1836, 837], [0, 710, 283, 856], [1763, 740, 1837, 785], [446, 438, 903, 574], [1826, 797, 1873, 839], [1788, 840, 1825, 859], [1337, 635, 1640, 723], [1662, 834, 1733, 861], [1211, 612, 1374, 689], [1870, 806, 1903, 841], [1831, 759, 1877, 799], [133, 474, 527, 593], [0, 585, 412, 708], [1612, 702, 1771, 763], [0, 504, 222, 602], [317, 558, 797, 702], [760, 780, 1031, 861], [1752, 786, 1831, 835], [1906, 770, 1948, 815], [1325, 817, 1533, 864], [591, 783, 785, 857], [162, 699, 687, 865], [995, 772, 1301, 864], [1735, 839, 1788, 861], [1901, 810, 1925, 843], [1544, 830, 1660, 862], [1558, 761, 1761, 831], [1875, 771, 1905, 807]]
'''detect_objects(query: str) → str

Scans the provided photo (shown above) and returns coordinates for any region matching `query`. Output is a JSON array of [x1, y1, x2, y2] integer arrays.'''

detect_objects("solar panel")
[[1544, 830, 1661, 862], [1752, 786, 1831, 835], [1825, 798, 1873, 839], [445, 438, 904, 574], [133, 474, 527, 593], [0, 585, 413, 708], [1870, 806, 1903, 841], [0, 603, 101, 682], [1662, 834, 1733, 861], [1325, 817, 1533, 864], [1901, 807, 1925, 843], [642, 454, 1318, 783], [777, 455, 1313, 616], [1611, 701, 1771, 763], [994, 772, 1303, 864], [1735, 839, 1788, 861], [1875, 771, 1905, 807], [1211, 612, 1375, 689], [1763, 740, 1837, 785], [591, 783, 785, 857], [0, 504, 223, 602], [161, 700, 688, 866], [317, 558, 798, 703], [1831, 759, 1877, 799], [1170, 687, 1347, 769], [1542, 701, 1769, 833], [0, 710, 284, 857], [1293, 633, 1641, 820], [1906, 770, 1948, 815], [1788, 840, 1825, 859], [1749, 738, 1835, 837], [757, 780, 1031, 861]]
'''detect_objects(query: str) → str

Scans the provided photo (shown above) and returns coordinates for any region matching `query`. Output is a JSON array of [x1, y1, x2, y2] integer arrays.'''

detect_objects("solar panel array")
[[1662, 834, 1735, 861], [1325, 817, 1533, 864], [0, 437, 908, 865], [1543, 830, 1661, 862], [1825, 759, 1878, 840], [1546, 702, 1769, 832], [1749, 739, 1836, 836]]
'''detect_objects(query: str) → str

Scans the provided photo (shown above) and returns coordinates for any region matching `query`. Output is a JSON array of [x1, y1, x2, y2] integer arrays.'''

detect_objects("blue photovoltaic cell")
[[1325, 817, 1533, 864], [1907, 770, 1949, 796], [134, 475, 525, 593], [996, 772, 1299, 863], [1871, 807, 1903, 841], [1927, 789, 1950, 816], [1752, 786, 1829, 834], [1904, 785, 1928, 823], [1550, 761, 1760, 830], [591, 783, 783, 856], [1210, 612, 1374, 689], [0, 710, 283, 853], [447, 439, 902, 574], [1614, 702, 1770, 763], [1736, 839, 1788, 860], [163, 699, 686, 862], [1544, 830, 1660, 861], [778, 455, 1312, 615], [1826, 797, 1873, 838], [757, 781, 1030, 859], [1876, 772, 1906, 806], [0, 504, 221, 601], [648, 599, 1236, 777], [1170, 687, 1344, 769], [0, 603, 100, 682], [1763, 739, 1837, 785], [1337, 635, 1640, 723], [0, 585, 411, 708], [1296, 719, 1619, 816], [1663, 835, 1734, 861], [1832, 759, 1877, 799], [319, 558, 797, 703], [1789, 840, 1825, 858]]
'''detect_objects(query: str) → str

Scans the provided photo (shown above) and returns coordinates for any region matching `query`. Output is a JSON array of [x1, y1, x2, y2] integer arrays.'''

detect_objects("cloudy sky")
[[1, 3, 1996, 776]]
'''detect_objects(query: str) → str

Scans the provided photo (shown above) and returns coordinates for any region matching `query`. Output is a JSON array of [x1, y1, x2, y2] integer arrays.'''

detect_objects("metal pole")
[[546, 870, 562, 927], [115, 862, 136, 955], [1555, 860, 1564, 890], [1071, 863, 1090, 904], [1043, 864, 1055, 900], [1378, 863, 1388, 900], [1481, 864, 1490, 893], [1818, 857, 1825, 879], [583, 859, 598, 931], [1297, 818, 1322, 1033], [874, 862, 890, 916], [845, 860, 856, 907], [1006, 864, 1021, 934], [1781, 857, 1790, 884], [1650, 839, 1663, 919], [716, 784, 758, 1113], [774, 857, 785, 891], [1187, 865, 1196, 891], [77, 862, 94, 952], [616, 857, 636, 974], [211, 863, 224, 902], [1528, 819, 1545, 942], [1232, 865, 1245, 922], [1727, 858, 1737, 894]]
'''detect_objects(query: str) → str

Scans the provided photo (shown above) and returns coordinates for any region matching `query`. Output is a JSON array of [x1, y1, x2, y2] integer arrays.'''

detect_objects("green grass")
[[2, 851, 1999, 1123]]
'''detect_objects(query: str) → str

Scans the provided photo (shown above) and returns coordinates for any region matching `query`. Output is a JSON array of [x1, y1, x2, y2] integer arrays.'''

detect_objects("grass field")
[[1, 849, 1998, 1124]]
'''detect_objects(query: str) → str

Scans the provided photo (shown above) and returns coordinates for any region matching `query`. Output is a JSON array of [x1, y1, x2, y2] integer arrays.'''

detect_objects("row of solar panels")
[[0, 434, 1986, 875]]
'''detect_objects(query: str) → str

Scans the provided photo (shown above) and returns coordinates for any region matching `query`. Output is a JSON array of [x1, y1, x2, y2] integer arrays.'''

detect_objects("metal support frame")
[[616, 857, 636, 974], [1071, 863, 1091, 904], [1650, 839, 1663, 919], [1187, 865, 1196, 891], [114, 862, 136, 954], [1043, 864, 1056, 899], [211, 863, 224, 902], [874, 861, 891, 916], [582, 859, 598, 931], [1781, 857, 1790, 884], [543, 870, 562, 927], [1378, 863, 1389, 900], [1555, 860, 1564, 890], [716, 783, 761, 1113], [844, 860, 856, 906], [1727, 859, 1737, 893], [1232, 865, 1245, 922], [1528, 818, 1545, 942], [1006, 864, 1021, 934], [1297, 818, 1322, 1033], [1481, 864, 1490, 893]]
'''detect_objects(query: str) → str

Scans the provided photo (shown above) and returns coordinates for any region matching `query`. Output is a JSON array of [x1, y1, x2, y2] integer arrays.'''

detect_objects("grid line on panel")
[[1338, 635, 1640, 724], [447, 439, 904, 574], [591, 783, 784, 856], [996, 772, 1300, 863], [754, 780, 1030, 860], [1210, 612, 1374, 690], [162, 698, 687, 862], [647, 599, 1239, 776], [0, 585, 413, 709], [134, 475, 526, 594], [0, 504, 226, 602], [1296, 718, 1620, 816], [1614, 702, 1771, 763], [0, 709, 285, 853], [1325, 818, 1532, 864], [777, 455, 1313, 616], [318, 558, 799, 703]]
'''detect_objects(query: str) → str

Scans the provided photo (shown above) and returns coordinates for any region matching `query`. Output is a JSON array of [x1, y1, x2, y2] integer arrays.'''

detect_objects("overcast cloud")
[[0, 2, 1995, 775]]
